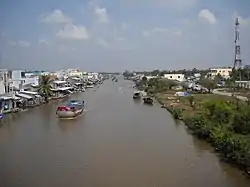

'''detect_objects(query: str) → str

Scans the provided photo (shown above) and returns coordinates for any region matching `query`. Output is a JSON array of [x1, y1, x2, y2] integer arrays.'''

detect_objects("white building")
[[11, 70, 39, 90], [164, 73, 185, 82], [207, 67, 232, 79]]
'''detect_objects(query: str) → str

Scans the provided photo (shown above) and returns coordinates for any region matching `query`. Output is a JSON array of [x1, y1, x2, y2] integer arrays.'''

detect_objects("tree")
[[199, 78, 217, 93], [167, 80, 178, 90], [38, 75, 53, 102], [188, 95, 195, 109], [151, 70, 160, 76]]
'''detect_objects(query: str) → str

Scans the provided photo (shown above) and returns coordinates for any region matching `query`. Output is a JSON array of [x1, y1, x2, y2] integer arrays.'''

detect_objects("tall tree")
[[38, 75, 53, 102]]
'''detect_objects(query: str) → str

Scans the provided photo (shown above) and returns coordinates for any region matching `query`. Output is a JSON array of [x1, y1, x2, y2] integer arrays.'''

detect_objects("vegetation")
[[133, 77, 250, 176], [38, 75, 53, 102]]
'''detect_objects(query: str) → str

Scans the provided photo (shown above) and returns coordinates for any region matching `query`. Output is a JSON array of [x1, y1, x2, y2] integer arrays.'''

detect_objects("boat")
[[56, 100, 84, 118], [133, 92, 141, 99], [143, 97, 153, 105]]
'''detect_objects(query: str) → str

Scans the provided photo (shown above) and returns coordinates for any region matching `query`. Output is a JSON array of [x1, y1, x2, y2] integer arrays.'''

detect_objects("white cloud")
[[142, 28, 182, 37], [96, 39, 109, 48], [198, 9, 217, 24], [94, 7, 109, 23], [56, 24, 89, 40], [38, 39, 49, 45], [42, 9, 71, 24], [9, 40, 31, 47]]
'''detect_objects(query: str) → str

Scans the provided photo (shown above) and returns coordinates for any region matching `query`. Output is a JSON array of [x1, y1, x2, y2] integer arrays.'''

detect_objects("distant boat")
[[133, 92, 141, 99], [56, 100, 84, 118], [143, 97, 153, 105]]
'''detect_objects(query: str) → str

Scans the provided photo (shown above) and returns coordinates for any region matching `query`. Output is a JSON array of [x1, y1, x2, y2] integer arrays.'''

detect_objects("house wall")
[[12, 70, 39, 90], [0, 81, 5, 95], [209, 67, 232, 79], [164, 74, 185, 82]]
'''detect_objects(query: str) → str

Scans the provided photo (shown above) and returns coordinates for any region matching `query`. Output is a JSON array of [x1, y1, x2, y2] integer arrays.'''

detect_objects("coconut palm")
[[38, 75, 53, 102]]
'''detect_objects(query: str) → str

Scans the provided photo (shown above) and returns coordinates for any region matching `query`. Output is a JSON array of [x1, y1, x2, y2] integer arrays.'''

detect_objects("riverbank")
[[154, 91, 250, 177]]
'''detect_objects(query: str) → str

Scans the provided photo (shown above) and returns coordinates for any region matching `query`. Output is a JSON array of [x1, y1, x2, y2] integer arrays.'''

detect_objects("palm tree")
[[38, 75, 53, 103]]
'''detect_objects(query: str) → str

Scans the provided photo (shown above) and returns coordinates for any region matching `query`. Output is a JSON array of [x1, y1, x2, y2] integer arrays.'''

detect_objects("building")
[[207, 67, 232, 79], [11, 70, 39, 90], [163, 73, 185, 82]]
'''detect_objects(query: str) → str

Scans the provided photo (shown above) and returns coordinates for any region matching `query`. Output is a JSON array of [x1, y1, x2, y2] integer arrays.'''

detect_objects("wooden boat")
[[56, 100, 84, 118], [133, 92, 141, 99], [143, 97, 153, 105]]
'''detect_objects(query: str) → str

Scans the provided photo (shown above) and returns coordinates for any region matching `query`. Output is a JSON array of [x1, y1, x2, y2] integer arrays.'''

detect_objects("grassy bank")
[[135, 77, 250, 176], [157, 92, 250, 176]]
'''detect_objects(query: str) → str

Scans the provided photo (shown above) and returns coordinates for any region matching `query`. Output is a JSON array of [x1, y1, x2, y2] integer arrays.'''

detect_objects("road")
[[213, 89, 248, 101]]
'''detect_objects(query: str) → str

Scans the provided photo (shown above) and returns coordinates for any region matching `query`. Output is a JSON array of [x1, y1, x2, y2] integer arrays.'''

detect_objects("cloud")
[[38, 39, 49, 45], [123, 0, 198, 10], [42, 9, 71, 24], [96, 39, 109, 48], [198, 9, 217, 24], [56, 24, 89, 40], [9, 40, 31, 47], [142, 28, 182, 37], [94, 7, 109, 23]]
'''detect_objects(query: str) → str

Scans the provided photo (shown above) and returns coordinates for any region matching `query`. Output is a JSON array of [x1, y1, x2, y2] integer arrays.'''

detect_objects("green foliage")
[[231, 107, 250, 135], [199, 78, 217, 93], [167, 107, 182, 119], [203, 100, 232, 124], [38, 75, 53, 102], [137, 77, 179, 94], [188, 95, 195, 108]]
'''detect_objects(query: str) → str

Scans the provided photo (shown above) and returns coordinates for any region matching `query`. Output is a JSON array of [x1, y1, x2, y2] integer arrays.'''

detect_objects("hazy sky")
[[0, 0, 250, 72]]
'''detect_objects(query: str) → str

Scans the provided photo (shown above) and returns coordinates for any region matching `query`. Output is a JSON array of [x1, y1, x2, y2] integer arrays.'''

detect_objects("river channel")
[[0, 78, 249, 187]]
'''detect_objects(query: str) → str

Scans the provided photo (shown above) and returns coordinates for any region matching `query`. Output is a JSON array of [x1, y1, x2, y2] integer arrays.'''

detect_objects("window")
[[170, 76, 172, 79], [21, 72, 26, 78], [178, 76, 180, 78]]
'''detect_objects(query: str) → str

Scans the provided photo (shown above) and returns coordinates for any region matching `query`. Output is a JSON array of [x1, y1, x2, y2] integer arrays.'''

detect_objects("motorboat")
[[143, 97, 153, 105], [133, 92, 141, 99], [56, 100, 84, 118]]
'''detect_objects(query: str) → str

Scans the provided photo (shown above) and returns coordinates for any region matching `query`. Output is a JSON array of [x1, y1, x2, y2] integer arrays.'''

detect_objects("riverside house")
[[51, 80, 73, 99]]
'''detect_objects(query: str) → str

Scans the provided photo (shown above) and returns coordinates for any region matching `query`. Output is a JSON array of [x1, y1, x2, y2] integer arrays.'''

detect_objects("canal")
[[0, 79, 249, 187]]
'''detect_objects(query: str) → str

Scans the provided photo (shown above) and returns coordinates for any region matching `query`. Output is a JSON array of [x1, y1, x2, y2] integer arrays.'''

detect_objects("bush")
[[166, 106, 182, 120], [185, 114, 250, 173], [231, 107, 250, 135], [203, 100, 233, 124]]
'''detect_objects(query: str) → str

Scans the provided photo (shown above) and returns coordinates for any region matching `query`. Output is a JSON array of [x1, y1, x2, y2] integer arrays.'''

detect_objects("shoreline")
[[136, 86, 250, 178]]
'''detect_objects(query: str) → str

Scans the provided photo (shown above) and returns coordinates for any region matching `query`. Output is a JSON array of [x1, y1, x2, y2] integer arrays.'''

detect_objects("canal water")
[[0, 79, 249, 187]]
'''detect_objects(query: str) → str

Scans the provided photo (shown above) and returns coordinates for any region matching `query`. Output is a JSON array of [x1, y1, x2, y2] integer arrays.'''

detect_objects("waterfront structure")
[[163, 73, 185, 82]]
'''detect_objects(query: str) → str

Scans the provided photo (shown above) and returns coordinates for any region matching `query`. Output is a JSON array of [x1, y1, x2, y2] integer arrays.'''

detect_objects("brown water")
[[0, 79, 249, 187]]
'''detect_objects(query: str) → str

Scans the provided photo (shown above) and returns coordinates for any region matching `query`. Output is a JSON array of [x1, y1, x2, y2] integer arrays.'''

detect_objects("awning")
[[0, 96, 13, 100], [16, 93, 33, 99], [74, 82, 82, 85], [20, 90, 39, 95], [54, 80, 66, 84], [13, 96, 22, 100], [58, 87, 72, 91]]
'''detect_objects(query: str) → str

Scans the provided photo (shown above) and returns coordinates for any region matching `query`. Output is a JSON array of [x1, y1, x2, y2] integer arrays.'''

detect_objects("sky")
[[0, 0, 250, 72]]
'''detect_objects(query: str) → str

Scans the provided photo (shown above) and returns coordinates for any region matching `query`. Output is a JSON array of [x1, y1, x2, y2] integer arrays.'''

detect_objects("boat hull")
[[143, 98, 153, 105], [56, 108, 84, 118]]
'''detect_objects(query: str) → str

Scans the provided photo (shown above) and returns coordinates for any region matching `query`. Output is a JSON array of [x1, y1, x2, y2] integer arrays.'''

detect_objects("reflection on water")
[[0, 79, 249, 187]]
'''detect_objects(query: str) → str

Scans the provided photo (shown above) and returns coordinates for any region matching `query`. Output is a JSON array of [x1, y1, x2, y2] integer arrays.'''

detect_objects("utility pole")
[[232, 18, 242, 96]]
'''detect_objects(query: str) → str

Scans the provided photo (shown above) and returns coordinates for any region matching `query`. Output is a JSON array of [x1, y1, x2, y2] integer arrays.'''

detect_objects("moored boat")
[[56, 100, 84, 118], [143, 97, 153, 105], [133, 92, 141, 99]]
